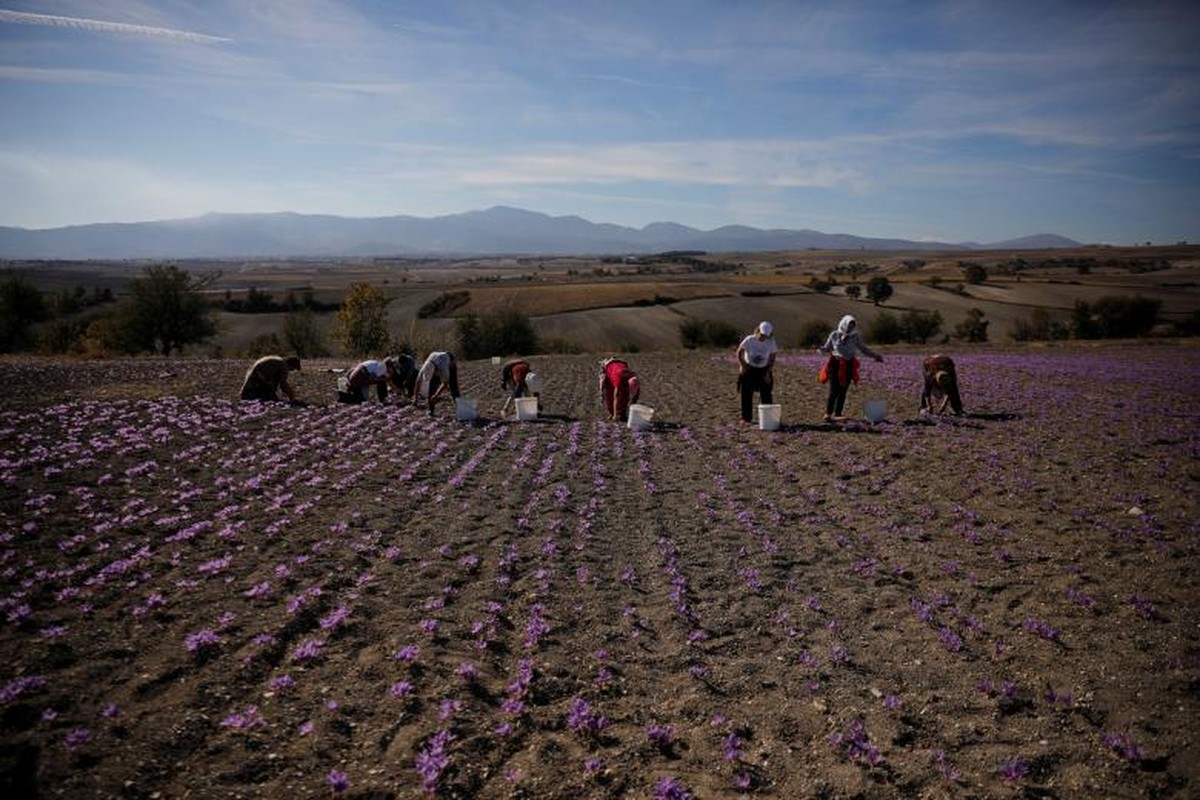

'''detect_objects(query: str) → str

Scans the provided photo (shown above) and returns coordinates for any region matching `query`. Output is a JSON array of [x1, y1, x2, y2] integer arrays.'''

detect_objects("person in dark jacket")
[[240, 355, 301, 402], [920, 354, 964, 415]]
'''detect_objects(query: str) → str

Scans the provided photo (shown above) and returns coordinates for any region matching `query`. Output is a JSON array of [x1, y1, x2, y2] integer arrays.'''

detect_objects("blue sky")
[[1, 1, 1197, 244]]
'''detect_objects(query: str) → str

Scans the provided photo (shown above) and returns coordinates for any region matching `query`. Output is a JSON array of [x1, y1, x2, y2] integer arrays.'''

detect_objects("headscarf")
[[832, 315, 857, 346]]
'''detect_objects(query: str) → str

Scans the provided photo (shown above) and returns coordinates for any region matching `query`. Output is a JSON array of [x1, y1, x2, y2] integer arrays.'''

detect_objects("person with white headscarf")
[[736, 321, 778, 424], [817, 315, 883, 422]]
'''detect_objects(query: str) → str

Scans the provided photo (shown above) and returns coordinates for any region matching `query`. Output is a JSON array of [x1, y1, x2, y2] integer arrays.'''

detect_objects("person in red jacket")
[[599, 357, 640, 421]]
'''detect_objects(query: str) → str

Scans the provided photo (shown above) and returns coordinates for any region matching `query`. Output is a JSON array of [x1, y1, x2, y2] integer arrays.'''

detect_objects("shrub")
[[456, 308, 539, 360], [1011, 308, 1069, 342], [418, 291, 471, 319], [901, 309, 943, 344], [680, 318, 741, 349], [1090, 295, 1162, 338], [961, 264, 988, 284], [866, 312, 905, 345], [0, 275, 50, 352], [955, 308, 989, 342], [798, 319, 830, 348], [283, 309, 330, 358], [335, 283, 391, 357], [844, 284, 861, 299]]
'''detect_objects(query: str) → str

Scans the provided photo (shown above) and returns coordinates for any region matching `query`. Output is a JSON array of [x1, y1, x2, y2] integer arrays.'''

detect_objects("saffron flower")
[[326, 768, 349, 794], [184, 629, 221, 653], [291, 638, 325, 663], [652, 776, 694, 799], [999, 757, 1029, 782]]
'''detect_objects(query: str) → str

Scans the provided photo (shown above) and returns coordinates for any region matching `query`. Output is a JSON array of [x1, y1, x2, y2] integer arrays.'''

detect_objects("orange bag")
[[818, 362, 829, 384]]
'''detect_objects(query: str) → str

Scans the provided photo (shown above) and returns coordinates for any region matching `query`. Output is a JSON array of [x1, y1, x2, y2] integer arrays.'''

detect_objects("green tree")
[[335, 283, 391, 356], [955, 308, 989, 342], [901, 309, 943, 344], [961, 263, 988, 284], [283, 309, 330, 357], [844, 284, 861, 300], [1070, 300, 1099, 339], [120, 264, 216, 354], [866, 276, 894, 306], [866, 312, 905, 344], [456, 307, 539, 360], [680, 318, 740, 349], [0, 275, 49, 352], [1091, 295, 1161, 338]]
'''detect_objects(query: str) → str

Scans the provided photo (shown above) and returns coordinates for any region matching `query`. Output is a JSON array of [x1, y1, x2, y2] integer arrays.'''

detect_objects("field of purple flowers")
[[1, 343, 1197, 799]]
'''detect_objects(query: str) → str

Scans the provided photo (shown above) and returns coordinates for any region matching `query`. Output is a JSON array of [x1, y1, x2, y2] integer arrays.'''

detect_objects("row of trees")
[[1, 263, 1183, 358]]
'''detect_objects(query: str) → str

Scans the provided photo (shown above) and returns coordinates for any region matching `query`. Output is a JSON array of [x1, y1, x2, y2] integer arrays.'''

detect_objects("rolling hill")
[[0, 206, 1082, 260]]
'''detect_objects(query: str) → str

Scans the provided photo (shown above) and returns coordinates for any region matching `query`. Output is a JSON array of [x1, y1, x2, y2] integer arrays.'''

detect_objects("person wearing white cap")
[[736, 321, 779, 424]]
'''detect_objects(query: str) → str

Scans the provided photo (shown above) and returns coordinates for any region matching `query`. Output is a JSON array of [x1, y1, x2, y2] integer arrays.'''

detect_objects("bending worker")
[[599, 357, 640, 421], [239, 355, 301, 403], [920, 354, 964, 416]]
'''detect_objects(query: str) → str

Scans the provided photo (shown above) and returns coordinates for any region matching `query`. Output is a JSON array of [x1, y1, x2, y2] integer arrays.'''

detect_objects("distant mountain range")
[[0, 206, 1082, 259]]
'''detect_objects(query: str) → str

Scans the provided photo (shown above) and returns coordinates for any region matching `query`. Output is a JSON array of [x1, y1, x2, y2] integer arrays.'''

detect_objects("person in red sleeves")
[[816, 315, 883, 422], [599, 357, 640, 421]]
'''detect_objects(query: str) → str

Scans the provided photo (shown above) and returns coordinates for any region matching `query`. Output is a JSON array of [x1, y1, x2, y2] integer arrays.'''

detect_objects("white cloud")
[[0, 8, 229, 44]]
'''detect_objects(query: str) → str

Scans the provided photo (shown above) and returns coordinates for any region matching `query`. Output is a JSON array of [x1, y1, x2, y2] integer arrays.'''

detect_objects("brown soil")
[[0, 344, 1196, 799]]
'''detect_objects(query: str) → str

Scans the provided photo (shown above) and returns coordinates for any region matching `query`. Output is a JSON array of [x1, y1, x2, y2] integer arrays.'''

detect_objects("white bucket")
[[514, 397, 538, 421], [864, 399, 887, 423], [337, 376, 349, 393], [455, 397, 478, 422], [627, 404, 654, 431], [758, 403, 782, 431], [491, 356, 501, 365], [525, 372, 543, 393]]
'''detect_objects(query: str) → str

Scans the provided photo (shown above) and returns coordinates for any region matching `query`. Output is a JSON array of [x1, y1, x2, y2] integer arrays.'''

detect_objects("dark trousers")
[[740, 366, 773, 422], [240, 382, 279, 402], [825, 358, 852, 416]]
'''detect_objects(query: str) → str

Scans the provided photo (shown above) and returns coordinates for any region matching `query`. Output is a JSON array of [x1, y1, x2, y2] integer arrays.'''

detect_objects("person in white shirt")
[[736, 321, 779, 424], [337, 355, 416, 404], [414, 351, 460, 415]]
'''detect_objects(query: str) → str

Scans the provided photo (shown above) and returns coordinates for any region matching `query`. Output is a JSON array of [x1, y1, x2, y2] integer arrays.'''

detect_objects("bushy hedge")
[[680, 318, 741, 349]]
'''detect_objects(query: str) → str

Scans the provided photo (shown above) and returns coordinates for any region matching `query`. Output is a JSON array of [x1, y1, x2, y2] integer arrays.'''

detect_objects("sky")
[[1, 1, 1197, 244]]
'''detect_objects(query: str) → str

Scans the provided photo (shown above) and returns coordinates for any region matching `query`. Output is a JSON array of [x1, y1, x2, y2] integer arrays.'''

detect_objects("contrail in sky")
[[0, 8, 229, 44]]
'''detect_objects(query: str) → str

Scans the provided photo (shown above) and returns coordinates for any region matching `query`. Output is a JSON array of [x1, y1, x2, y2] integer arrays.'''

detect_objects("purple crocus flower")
[[326, 768, 349, 794]]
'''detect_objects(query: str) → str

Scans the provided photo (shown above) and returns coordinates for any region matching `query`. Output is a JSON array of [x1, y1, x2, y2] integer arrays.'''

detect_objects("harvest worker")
[[920, 354, 964, 416], [414, 351, 461, 415], [337, 355, 417, 404], [816, 315, 883, 422], [599, 357, 640, 421], [736, 321, 778, 425], [239, 355, 301, 403], [500, 358, 542, 413]]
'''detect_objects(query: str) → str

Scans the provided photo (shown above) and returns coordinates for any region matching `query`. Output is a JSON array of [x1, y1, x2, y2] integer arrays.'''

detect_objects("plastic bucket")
[[864, 399, 887, 423], [491, 356, 501, 365], [758, 404, 781, 431], [455, 397, 478, 422], [514, 397, 538, 421], [525, 372, 543, 393], [627, 404, 655, 431], [336, 376, 349, 393]]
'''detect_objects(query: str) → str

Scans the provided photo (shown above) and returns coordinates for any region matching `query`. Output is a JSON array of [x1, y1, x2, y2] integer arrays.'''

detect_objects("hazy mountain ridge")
[[0, 206, 1082, 259]]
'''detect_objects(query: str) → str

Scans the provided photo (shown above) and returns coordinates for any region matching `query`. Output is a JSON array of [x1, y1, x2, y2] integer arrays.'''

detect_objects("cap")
[[758, 321, 773, 337]]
